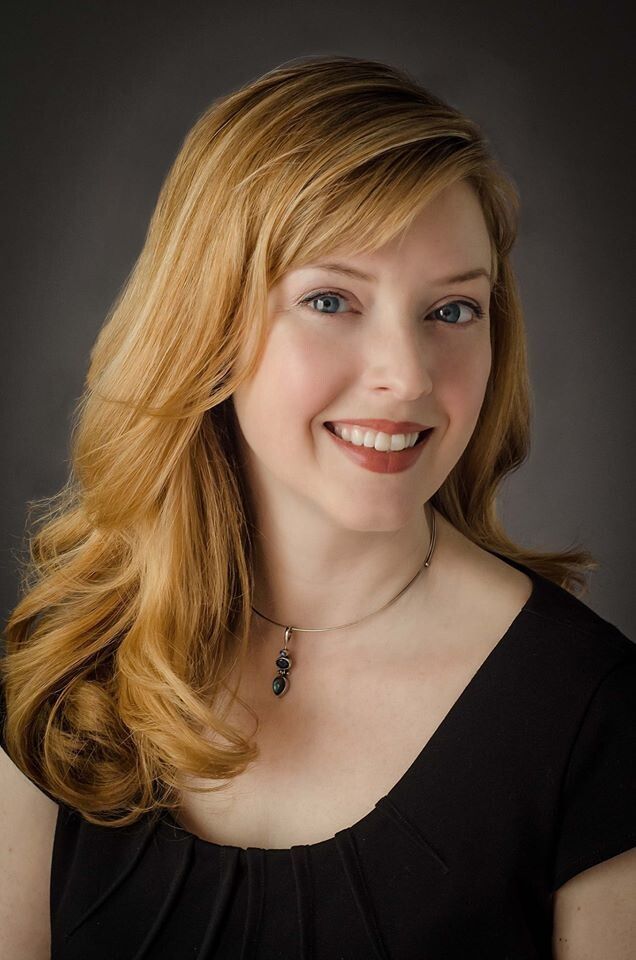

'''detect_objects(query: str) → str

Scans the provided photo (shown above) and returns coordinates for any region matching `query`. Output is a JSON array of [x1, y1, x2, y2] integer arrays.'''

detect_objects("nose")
[[364, 318, 434, 400]]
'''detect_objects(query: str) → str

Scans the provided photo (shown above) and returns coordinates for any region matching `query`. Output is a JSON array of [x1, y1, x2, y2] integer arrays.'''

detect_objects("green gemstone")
[[272, 675, 288, 697]]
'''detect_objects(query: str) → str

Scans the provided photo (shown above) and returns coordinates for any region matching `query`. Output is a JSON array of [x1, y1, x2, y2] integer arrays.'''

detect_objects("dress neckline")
[[160, 552, 549, 856]]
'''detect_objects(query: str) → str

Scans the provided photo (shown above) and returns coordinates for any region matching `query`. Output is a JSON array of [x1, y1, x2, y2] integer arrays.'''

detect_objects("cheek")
[[435, 338, 492, 424], [277, 339, 338, 415], [239, 329, 340, 440]]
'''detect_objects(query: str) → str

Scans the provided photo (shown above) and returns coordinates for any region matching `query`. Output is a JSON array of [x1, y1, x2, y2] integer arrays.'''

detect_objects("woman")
[[1, 55, 634, 959]]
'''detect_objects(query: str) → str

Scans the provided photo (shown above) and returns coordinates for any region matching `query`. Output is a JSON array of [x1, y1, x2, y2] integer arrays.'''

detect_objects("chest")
[[173, 564, 533, 851], [173, 636, 501, 849]]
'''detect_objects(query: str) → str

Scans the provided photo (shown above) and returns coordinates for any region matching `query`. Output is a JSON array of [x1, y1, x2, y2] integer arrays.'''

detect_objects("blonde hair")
[[1, 55, 597, 827]]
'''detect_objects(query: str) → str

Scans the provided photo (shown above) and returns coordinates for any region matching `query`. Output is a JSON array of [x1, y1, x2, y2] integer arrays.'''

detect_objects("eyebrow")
[[305, 261, 492, 286]]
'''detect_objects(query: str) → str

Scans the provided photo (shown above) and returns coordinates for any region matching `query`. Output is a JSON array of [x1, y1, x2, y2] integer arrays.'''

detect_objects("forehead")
[[286, 181, 491, 283], [357, 182, 490, 268]]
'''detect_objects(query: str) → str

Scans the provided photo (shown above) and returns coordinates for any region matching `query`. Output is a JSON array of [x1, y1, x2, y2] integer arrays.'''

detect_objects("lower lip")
[[323, 425, 433, 474]]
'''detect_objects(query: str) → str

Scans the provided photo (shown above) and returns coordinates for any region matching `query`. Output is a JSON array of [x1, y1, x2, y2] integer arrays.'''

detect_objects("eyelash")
[[298, 289, 485, 324]]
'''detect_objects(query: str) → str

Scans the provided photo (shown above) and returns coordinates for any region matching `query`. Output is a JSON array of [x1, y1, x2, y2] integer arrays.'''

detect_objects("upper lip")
[[325, 419, 432, 434]]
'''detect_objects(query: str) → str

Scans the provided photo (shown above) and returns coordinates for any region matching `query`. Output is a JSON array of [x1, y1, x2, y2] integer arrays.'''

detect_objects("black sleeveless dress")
[[2, 553, 635, 959]]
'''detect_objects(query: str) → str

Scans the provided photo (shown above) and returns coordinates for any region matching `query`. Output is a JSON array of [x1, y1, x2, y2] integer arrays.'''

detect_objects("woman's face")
[[231, 179, 493, 532]]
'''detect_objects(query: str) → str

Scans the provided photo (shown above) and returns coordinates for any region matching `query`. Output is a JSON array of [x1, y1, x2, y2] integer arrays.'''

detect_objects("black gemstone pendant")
[[273, 627, 293, 697]]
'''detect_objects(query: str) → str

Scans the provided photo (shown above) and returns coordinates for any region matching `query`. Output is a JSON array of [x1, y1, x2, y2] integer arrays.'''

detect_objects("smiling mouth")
[[324, 424, 433, 446]]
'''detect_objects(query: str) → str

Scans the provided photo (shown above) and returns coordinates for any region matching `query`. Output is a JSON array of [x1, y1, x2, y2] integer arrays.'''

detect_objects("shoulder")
[[0, 673, 59, 959], [497, 563, 636, 742], [439, 511, 635, 682], [472, 548, 636, 900], [517, 563, 635, 679], [431, 514, 636, 716], [444, 518, 636, 724], [488, 554, 636, 812], [0, 671, 63, 808], [445, 502, 636, 679]]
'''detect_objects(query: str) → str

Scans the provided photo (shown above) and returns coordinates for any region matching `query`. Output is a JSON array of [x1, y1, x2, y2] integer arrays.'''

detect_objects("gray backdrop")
[[2, 0, 634, 638]]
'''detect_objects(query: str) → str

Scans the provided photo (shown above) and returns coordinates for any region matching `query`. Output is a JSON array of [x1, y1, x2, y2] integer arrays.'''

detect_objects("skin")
[[226, 180, 636, 952], [552, 847, 636, 958], [230, 178, 493, 665]]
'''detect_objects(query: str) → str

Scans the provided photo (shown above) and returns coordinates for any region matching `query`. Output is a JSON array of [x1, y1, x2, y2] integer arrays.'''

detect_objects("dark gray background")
[[2, 1, 634, 637]]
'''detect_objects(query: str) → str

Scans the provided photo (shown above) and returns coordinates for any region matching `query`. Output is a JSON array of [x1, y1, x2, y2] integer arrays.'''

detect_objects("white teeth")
[[331, 424, 420, 451]]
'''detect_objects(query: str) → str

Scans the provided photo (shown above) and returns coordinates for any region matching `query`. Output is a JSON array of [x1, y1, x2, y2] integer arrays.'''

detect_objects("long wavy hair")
[[1, 54, 597, 827]]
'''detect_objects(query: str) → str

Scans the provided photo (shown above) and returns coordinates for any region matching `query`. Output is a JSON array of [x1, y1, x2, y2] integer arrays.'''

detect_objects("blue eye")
[[300, 290, 350, 315], [431, 301, 485, 324], [299, 289, 484, 324]]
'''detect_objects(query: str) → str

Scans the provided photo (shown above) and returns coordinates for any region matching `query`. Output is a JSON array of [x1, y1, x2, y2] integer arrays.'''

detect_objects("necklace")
[[251, 502, 437, 698]]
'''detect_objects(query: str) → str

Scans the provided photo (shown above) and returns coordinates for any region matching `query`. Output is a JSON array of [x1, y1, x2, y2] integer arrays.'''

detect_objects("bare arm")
[[552, 847, 636, 959], [0, 747, 59, 960]]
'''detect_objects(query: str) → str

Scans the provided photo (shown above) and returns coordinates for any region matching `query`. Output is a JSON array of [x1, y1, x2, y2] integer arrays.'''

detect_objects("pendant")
[[272, 625, 293, 697]]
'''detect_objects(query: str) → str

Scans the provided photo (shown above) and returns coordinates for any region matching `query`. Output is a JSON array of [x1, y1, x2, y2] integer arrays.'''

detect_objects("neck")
[[249, 502, 436, 651]]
